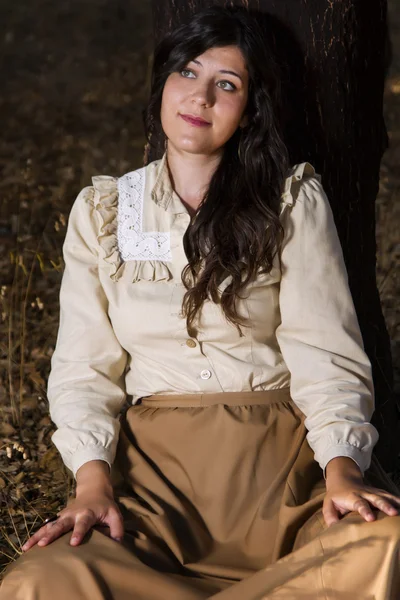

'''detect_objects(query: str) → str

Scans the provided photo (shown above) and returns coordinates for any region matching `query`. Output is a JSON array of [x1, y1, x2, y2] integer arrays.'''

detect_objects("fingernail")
[[114, 537, 123, 542], [71, 537, 79, 544]]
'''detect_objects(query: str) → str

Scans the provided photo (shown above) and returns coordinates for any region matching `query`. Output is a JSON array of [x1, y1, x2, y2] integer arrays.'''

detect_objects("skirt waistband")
[[138, 388, 292, 408]]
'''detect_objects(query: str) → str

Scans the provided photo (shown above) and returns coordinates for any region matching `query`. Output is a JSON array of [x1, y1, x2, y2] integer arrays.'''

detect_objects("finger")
[[70, 512, 95, 546], [22, 528, 48, 552], [107, 509, 125, 542], [37, 519, 71, 547], [375, 491, 400, 507], [362, 493, 399, 516], [353, 496, 375, 522], [22, 521, 62, 551], [22, 518, 70, 551], [322, 499, 340, 527], [22, 531, 44, 552]]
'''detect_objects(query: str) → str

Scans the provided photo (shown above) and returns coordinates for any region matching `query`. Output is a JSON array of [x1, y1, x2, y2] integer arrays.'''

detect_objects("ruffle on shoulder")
[[91, 175, 173, 283], [280, 161, 321, 212]]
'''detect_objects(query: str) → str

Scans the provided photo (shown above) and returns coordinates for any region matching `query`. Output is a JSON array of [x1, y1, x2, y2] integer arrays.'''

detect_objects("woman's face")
[[160, 45, 249, 156]]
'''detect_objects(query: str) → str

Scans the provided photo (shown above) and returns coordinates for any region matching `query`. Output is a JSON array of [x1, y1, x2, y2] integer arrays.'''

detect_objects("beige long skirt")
[[1, 388, 400, 599]]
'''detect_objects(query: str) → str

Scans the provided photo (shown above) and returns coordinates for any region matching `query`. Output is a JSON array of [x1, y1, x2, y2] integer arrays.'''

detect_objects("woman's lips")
[[179, 114, 211, 127]]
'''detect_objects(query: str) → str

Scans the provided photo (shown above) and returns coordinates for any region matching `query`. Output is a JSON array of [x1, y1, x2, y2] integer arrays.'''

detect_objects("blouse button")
[[186, 339, 196, 348], [200, 369, 212, 380]]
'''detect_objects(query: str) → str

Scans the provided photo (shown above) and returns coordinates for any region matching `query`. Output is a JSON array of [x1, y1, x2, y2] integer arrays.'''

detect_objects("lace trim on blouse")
[[91, 168, 172, 283], [91, 161, 318, 283], [117, 167, 172, 262]]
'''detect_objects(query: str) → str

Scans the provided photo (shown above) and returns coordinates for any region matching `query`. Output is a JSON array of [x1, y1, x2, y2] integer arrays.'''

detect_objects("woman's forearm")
[[75, 459, 113, 496], [325, 456, 363, 486]]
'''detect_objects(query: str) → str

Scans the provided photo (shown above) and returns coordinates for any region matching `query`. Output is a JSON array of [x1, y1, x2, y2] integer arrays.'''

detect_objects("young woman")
[[1, 5, 399, 599]]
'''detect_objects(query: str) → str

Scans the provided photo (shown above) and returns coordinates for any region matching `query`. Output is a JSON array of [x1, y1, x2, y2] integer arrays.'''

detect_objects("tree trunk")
[[148, 0, 399, 473]]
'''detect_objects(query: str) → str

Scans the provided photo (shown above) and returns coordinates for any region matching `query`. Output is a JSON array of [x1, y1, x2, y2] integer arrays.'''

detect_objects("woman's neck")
[[166, 145, 222, 214]]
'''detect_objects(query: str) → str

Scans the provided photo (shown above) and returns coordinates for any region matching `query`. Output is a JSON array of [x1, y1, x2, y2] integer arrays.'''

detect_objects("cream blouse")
[[47, 151, 379, 480]]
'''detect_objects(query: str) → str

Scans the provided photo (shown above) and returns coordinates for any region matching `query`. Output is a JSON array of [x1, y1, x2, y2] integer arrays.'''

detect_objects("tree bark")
[[149, 0, 399, 473]]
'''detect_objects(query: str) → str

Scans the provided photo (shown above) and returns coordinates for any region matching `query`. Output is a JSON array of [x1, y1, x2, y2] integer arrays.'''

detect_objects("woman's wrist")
[[75, 459, 113, 496], [325, 456, 364, 487]]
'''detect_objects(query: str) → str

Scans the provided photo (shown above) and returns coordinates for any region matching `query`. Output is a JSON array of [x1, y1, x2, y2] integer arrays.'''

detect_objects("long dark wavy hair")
[[142, 5, 290, 338]]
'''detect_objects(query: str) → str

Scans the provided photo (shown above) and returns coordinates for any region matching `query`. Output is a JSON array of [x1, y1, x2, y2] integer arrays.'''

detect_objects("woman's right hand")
[[21, 460, 125, 552], [21, 487, 125, 552]]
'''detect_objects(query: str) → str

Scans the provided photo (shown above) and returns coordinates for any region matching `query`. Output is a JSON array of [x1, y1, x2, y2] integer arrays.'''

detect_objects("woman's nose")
[[190, 81, 214, 106]]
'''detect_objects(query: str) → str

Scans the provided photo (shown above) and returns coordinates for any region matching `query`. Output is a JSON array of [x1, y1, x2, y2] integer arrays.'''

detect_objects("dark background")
[[0, 0, 398, 575]]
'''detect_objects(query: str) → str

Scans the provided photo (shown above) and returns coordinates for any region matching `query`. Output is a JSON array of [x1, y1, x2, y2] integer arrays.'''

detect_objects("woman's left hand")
[[323, 474, 400, 527]]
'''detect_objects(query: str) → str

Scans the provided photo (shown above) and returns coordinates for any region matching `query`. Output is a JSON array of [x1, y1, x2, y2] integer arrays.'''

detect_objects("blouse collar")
[[150, 150, 187, 214], [150, 149, 319, 212]]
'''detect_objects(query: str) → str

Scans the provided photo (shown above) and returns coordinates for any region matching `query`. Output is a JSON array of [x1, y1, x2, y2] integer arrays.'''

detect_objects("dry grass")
[[0, 0, 399, 583], [0, 0, 153, 577]]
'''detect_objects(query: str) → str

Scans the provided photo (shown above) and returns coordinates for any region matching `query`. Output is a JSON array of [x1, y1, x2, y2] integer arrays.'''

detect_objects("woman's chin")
[[168, 141, 215, 155]]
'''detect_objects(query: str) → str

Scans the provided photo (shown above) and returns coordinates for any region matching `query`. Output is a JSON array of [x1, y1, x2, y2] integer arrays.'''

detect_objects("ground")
[[0, 0, 399, 578]]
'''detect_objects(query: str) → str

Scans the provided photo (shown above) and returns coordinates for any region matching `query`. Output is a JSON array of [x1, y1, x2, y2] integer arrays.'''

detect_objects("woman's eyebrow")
[[190, 58, 243, 82]]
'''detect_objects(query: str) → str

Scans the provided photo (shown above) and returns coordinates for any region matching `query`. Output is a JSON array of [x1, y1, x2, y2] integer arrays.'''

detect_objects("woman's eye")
[[180, 69, 195, 78], [180, 69, 236, 91], [218, 81, 236, 92]]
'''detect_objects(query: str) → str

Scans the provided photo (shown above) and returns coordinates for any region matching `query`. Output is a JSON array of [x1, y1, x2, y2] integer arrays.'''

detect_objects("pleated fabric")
[[1, 388, 399, 599]]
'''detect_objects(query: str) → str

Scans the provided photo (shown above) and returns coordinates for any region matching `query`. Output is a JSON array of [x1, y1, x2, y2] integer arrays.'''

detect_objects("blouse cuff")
[[68, 446, 113, 481], [321, 444, 371, 480]]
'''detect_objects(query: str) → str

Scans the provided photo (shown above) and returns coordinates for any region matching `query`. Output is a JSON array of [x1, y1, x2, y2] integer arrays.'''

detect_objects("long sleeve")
[[275, 175, 379, 479], [47, 185, 128, 480]]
